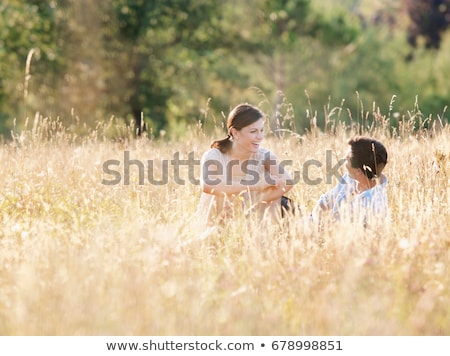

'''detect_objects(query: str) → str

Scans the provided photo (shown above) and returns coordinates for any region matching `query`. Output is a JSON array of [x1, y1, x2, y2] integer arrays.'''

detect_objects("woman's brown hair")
[[211, 103, 264, 153]]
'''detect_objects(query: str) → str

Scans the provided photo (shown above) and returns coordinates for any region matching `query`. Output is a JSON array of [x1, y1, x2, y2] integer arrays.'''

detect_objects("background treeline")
[[1, 0, 449, 138]]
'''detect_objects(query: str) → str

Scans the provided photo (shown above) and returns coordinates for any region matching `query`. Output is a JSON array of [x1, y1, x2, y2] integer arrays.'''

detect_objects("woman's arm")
[[200, 150, 276, 196], [201, 172, 273, 196], [259, 183, 292, 202], [259, 150, 293, 203]]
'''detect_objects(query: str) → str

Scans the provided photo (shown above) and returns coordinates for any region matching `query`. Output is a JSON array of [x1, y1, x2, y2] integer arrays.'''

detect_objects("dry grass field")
[[0, 110, 449, 336]]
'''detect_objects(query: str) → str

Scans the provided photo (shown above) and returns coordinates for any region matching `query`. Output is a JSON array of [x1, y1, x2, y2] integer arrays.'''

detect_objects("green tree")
[[102, 0, 227, 135], [250, 0, 361, 131], [102, 0, 361, 135], [0, 0, 61, 134]]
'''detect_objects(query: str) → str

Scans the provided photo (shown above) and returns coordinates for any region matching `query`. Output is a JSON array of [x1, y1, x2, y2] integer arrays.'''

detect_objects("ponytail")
[[210, 134, 232, 153]]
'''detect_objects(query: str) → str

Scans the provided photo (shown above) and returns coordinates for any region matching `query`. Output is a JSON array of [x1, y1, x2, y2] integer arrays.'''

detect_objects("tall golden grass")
[[0, 108, 449, 336]]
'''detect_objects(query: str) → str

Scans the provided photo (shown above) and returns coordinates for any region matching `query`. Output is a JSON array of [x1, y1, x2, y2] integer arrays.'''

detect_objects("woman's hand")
[[257, 176, 290, 203]]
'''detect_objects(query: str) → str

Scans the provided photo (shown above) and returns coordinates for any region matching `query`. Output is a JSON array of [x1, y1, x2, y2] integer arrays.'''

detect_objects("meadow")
[[0, 108, 449, 336]]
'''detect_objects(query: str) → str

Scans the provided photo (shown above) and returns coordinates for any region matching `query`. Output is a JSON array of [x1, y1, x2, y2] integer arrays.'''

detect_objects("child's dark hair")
[[347, 136, 388, 179], [211, 103, 264, 153]]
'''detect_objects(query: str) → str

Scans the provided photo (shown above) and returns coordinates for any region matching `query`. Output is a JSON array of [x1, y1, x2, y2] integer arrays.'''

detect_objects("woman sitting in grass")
[[312, 136, 389, 227], [197, 103, 293, 225]]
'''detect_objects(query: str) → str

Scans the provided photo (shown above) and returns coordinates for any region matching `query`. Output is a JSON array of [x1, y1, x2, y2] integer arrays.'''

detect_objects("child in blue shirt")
[[313, 136, 388, 226]]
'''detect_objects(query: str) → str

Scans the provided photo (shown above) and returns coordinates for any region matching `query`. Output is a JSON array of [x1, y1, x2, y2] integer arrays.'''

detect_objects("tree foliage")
[[0, 0, 448, 138], [405, 0, 450, 50], [0, 1, 61, 125]]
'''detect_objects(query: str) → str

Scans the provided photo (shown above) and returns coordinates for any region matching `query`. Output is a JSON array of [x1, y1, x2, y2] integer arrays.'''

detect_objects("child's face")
[[345, 148, 361, 180]]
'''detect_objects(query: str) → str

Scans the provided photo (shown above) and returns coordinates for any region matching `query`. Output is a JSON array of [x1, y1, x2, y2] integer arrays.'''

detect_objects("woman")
[[197, 103, 293, 225], [312, 136, 388, 226]]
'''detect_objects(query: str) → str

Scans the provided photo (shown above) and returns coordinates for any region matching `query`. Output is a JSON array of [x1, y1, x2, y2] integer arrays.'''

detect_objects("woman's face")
[[233, 118, 264, 154]]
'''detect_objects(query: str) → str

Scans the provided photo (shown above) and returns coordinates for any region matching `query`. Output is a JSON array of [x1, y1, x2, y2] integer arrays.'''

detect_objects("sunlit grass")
[[0, 109, 449, 336]]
